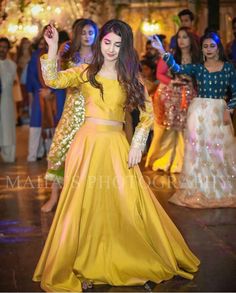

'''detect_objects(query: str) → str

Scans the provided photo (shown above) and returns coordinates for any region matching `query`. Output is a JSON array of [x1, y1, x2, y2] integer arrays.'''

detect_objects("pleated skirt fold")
[[33, 121, 199, 291]]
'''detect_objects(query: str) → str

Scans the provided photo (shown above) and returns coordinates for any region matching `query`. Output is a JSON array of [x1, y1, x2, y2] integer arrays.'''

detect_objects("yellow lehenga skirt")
[[33, 121, 200, 291]]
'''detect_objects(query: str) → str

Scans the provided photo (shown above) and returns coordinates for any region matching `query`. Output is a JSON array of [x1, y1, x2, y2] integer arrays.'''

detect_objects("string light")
[[31, 4, 44, 16], [0, 0, 84, 42], [55, 7, 61, 14], [140, 20, 160, 36]]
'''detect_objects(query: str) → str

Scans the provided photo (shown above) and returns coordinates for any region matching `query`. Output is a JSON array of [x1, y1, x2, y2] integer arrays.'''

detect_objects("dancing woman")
[[151, 32, 236, 208], [33, 19, 199, 291]]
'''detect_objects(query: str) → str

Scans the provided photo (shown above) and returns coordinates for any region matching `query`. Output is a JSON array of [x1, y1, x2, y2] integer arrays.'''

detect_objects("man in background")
[[0, 37, 17, 162]]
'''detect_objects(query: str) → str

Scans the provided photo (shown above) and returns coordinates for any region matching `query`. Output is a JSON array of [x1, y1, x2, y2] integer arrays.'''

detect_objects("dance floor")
[[0, 126, 236, 292]]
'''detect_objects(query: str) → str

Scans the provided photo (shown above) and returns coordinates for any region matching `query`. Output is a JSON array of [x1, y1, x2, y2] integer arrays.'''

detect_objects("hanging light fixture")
[[140, 1, 160, 36], [140, 19, 160, 36], [0, 0, 84, 42], [31, 4, 44, 16]]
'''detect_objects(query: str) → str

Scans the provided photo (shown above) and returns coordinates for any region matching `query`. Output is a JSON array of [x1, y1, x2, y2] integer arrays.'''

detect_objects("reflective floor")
[[0, 126, 236, 292]]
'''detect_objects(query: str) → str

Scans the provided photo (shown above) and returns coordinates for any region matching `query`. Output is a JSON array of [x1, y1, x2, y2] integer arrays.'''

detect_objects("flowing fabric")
[[34, 56, 200, 291], [33, 121, 199, 291], [145, 57, 196, 172], [146, 83, 194, 172], [153, 82, 194, 131], [169, 98, 236, 208]]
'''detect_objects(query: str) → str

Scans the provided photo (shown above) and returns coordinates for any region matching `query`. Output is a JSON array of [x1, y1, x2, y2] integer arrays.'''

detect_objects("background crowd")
[[0, 8, 236, 167]]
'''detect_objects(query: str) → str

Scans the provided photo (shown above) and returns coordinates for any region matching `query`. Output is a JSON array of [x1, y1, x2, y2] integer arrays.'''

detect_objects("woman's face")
[[101, 32, 121, 62], [81, 25, 96, 47], [202, 38, 219, 60], [177, 30, 191, 50]]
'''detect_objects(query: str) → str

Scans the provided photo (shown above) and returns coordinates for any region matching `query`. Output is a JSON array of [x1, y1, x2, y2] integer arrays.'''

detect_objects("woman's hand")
[[148, 35, 166, 56], [128, 147, 142, 168], [44, 22, 58, 47], [223, 109, 232, 125], [44, 22, 58, 59]]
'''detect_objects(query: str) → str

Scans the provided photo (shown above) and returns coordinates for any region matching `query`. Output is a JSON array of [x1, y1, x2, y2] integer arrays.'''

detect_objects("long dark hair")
[[16, 37, 32, 63], [63, 19, 98, 63], [174, 27, 200, 64], [200, 32, 227, 62], [85, 19, 146, 110]]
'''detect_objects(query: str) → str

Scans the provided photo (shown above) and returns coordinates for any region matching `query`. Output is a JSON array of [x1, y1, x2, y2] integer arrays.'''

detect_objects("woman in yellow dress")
[[33, 20, 200, 291]]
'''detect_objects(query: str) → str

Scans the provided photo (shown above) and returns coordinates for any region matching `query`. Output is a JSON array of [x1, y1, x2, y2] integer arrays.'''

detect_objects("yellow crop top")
[[40, 54, 153, 151]]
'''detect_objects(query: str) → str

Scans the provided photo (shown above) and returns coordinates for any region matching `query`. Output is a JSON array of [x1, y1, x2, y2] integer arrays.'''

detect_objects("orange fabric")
[[181, 86, 187, 110]]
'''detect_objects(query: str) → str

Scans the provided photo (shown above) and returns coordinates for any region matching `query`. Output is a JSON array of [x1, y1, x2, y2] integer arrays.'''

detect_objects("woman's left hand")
[[223, 109, 232, 125], [128, 147, 142, 168]]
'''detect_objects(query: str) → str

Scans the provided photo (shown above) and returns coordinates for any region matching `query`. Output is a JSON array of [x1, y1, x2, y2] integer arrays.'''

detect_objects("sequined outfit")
[[146, 58, 195, 173], [154, 61, 195, 130], [45, 59, 85, 183], [163, 53, 236, 208], [33, 55, 200, 291]]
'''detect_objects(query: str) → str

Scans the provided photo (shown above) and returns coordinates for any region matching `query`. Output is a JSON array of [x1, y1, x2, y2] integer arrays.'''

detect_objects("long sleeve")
[[163, 53, 198, 76], [131, 91, 153, 152], [40, 54, 85, 89], [227, 64, 236, 109], [156, 58, 171, 85]]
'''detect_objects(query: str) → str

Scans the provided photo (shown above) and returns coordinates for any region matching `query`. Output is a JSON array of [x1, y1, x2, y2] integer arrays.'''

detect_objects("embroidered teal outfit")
[[163, 54, 236, 108]]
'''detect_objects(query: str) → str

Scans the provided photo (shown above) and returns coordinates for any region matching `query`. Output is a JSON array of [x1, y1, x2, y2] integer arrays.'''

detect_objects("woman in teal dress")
[[150, 32, 236, 208]]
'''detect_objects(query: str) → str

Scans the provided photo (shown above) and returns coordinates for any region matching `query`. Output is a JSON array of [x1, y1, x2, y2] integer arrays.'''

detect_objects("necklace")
[[204, 61, 224, 72]]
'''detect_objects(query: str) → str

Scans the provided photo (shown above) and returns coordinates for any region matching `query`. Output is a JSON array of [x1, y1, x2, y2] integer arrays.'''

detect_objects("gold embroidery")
[[40, 57, 58, 81], [46, 89, 85, 172], [131, 127, 149, 152], [131, 94, 153, 152]]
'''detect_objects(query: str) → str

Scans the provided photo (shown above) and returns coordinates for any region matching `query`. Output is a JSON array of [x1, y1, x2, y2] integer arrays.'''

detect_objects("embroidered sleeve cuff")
[[40, 54, 58, 81], [162, 53, 180, 73], [131, 127, 149, 152], [162, 52, 170, 62]]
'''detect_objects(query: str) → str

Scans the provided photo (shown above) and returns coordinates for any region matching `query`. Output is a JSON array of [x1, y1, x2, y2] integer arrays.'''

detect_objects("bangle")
[[161, 51, 168, 58], [162, 52, 170, 62]]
